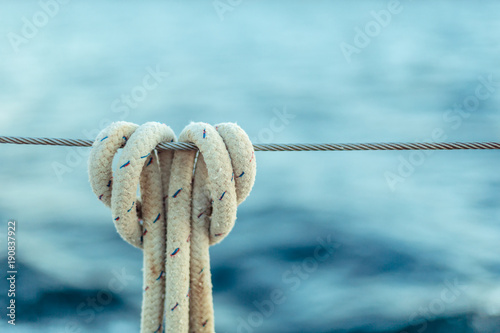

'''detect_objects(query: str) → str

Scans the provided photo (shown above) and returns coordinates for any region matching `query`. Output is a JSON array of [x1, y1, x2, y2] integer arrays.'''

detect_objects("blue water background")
[[1, 0, 500, 332]]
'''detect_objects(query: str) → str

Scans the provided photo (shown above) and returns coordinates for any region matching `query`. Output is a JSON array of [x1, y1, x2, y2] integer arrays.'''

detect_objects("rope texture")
[[3, 135, 500, 151], [188, 123, 256, 331], [87, 121, 256, 333], [88, 121, 175, 332]]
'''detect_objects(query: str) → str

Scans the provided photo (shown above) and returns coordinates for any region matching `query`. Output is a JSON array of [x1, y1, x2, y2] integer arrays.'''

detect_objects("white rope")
[[87, 121, 256, 333], [188, 123, 256, 331], [88, 121, 176, 332]]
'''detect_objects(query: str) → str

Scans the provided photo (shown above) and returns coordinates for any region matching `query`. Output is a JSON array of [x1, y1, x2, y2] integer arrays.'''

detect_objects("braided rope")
[[187, 123, 256, 332], [88, 122, 175, 333], [2, 135, 500, 151], [87, 122, 256, 333]]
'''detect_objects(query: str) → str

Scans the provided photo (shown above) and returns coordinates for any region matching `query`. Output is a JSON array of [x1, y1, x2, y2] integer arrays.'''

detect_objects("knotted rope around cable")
[[189, 123, 257, 331], [165, 122, 257, 332], [88, 121, 256, 333], [89, 121, 176, 332]]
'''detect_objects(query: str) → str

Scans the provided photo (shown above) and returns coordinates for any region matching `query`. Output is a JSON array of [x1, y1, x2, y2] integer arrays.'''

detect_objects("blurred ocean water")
[[1, 0, 500, 332]]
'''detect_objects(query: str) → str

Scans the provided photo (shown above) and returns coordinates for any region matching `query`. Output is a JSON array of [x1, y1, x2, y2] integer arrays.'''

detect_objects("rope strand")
[[1, 135, 500, 151]]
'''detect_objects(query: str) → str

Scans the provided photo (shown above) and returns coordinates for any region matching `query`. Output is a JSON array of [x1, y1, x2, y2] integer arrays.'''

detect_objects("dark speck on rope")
[[171, 248, 180, 257], [171, 303, 179, 312], [141, 229, 148, 243], [173, 188, 182, 198], [219, 191, 226, 200]]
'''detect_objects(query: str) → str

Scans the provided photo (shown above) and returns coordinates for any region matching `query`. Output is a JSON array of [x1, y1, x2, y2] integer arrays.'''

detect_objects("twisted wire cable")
[[1, 135, 500, 151]]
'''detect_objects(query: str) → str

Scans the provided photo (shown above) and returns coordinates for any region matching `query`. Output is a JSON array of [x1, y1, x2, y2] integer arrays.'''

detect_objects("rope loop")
[[89, 121, 176, 332], [111, 122, 176, 248], [88, 121, 138, 210], [185, 122, 257, 332], [188, 122, 257, 244]]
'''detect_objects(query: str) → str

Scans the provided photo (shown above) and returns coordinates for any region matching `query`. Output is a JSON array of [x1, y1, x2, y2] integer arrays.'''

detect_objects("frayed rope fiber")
[[88, 121, 256, 333]]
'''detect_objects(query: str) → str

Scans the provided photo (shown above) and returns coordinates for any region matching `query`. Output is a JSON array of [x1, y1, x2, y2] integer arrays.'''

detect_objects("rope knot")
[[88, 121, 256, 333], [186, 122, 256, 244]]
